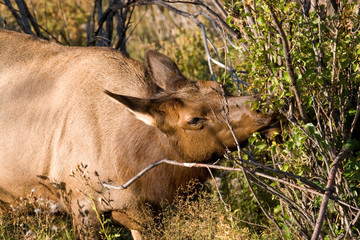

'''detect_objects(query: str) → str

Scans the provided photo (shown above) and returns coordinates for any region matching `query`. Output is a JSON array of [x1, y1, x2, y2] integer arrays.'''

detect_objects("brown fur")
[[0, 30, 276, 239]]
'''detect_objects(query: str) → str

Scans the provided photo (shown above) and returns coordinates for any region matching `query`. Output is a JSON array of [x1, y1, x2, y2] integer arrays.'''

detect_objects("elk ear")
[[104, 90, 155, 126], [145, 50, 187, 91]]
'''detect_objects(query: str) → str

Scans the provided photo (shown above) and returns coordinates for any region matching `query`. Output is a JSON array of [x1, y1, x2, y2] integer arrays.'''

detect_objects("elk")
[[0, 30, 277, 239]]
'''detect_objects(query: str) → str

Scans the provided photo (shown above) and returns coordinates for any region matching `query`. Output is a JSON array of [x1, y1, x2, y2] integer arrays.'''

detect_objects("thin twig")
[[241, 0, 260, 39], [199, 23, 216, 81], [349, 84, 360, 139], [206, 166, 270, 228], [206, 167, 233, 222], [3, 0, 59, 42], [245, 169, 315, 228], [240, 164, 285, 238], [163, 0, 241, 39]]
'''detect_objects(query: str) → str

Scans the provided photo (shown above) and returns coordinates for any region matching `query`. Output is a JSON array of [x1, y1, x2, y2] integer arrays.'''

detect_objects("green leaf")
[[274, 205, 282, 214], [283, 72, 291, 84], [344, 139, 360, 151], [270, 85, 276, 93], [248, 134, 257, 145], [281, 163, 289, 172], [305, 123, 315, 135], [341, 58, 350, 68], [348, 109, 357, 116]]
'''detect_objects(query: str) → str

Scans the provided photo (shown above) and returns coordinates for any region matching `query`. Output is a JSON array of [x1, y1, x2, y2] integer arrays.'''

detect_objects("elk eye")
[[187, 117, 202, 125]]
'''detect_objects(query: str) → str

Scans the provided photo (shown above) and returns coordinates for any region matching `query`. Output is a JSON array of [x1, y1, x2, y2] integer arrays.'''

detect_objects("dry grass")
[[142, 181, 282, 240], [0, 193, 74, 239], [0, 181, 283, 239]]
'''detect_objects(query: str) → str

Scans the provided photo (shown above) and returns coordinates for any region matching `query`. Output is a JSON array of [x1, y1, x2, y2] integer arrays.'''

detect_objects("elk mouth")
[[227, 122, 280, 150]]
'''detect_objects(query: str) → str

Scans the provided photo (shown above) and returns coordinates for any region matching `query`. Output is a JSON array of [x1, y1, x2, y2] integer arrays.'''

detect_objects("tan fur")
[[0, 30, 275, 239]]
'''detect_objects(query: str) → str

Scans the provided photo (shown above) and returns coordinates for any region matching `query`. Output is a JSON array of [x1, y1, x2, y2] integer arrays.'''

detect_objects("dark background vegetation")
[[0, 0, 359, 239]]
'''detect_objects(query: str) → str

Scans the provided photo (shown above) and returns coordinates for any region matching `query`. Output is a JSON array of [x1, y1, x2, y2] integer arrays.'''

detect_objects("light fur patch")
[[129, 109, 155, 126]]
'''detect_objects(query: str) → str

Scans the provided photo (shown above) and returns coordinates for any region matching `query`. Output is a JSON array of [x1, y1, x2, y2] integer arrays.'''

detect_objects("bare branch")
[[210, 0, 227, 19], [311, 147, 350, 240], [3, 0, 51, 40], [245, 169, 315, 228], [267, 3, 307, 122], [3, 0, 30, 34], [17, 0, 44, 38], [158, 0, 241, 40], [14, 0, 32, 32], [199, 23, 216, 81]]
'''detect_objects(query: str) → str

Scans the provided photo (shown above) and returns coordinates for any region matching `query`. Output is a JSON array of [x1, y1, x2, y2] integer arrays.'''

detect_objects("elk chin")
[[260, 127, 280, 139]]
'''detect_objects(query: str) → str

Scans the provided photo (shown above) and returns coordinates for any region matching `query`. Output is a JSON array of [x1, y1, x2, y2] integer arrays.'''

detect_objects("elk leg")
[[112, 210, 144, 239], [130, 230, 143, 240]]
